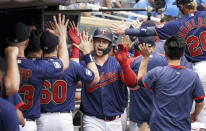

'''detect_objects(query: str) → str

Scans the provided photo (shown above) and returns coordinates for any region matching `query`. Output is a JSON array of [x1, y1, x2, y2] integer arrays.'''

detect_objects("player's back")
[[129, 52, 167, 122], [18, 57, 63, 119], [40, 60, 94, 113], [149, 65, 202, 130], [0, 97, 19, 131], [156, 11, 206, 62]]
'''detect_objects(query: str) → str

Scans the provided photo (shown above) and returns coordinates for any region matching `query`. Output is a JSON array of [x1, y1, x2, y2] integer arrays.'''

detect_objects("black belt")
[[25, 118, 36, 121], [42, 110, 71, 113], [96, 115, 121, 121]]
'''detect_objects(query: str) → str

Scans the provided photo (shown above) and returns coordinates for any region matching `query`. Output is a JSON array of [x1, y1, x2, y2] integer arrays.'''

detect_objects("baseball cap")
[[134, 21, 156, 47], [164, 5, 179, 17], [173, 0, 193, 5], [40, 31, 59, 53], [7, 22, 30, 43]]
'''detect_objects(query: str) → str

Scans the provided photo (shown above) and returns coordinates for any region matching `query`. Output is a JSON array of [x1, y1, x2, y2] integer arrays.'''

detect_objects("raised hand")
[[73, 31, 93, 55], [122, 35, 132, 51], [110, 23, 127, 35], [68, 21, 80, 45], [138, 43, 153, 58], [114, 44, 128, 65], [46, 14, 69, 39]]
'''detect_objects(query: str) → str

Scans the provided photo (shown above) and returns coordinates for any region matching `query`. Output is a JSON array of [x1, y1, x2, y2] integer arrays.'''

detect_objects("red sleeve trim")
[[194, 94, 205, 100], [15, 102, 24, 109], [142, 76, 151, 90]]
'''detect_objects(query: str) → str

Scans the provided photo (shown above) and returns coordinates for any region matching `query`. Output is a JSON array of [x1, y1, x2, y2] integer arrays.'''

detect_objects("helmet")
[[93, 27, 114, 55], [93, 27, 113, 43]]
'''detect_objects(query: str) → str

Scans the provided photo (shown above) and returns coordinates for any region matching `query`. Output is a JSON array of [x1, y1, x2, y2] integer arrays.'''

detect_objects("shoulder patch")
[[53, 62, 61, 69], [17, 60, 22, 64], [85, 69, 92, 76]]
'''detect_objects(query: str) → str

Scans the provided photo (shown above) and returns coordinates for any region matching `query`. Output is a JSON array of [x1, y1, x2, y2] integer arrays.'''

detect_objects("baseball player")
[[135, 36, 205, 130], [0, 46, 25, 127], [0, 46, 23, 131], [37, 30, 100, 131], [0, 97, 19, 131], [111, 0, 206, 124], [6, 14, 69, 131], [127, 21, 168, 131], [80, 27, 137, 131]]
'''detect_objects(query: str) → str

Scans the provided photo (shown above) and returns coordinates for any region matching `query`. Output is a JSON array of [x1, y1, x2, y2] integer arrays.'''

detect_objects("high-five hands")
[[114, 44, 128, 65], [138, 43, 153, 58]]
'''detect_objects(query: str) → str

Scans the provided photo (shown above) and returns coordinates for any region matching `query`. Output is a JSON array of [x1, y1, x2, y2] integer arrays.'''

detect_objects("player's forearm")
[[125, 27, 156, 37], [86, 62, 100, 85], [58, 36, 69, 71], [4, 55, 19, 95], [194, 101, 204, 118], [137, 57, 149, 80], [121, 64, 137, 87]]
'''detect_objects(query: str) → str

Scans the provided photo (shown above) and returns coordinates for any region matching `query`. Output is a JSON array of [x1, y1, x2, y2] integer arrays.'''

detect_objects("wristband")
[[84, 54, 94, 64]]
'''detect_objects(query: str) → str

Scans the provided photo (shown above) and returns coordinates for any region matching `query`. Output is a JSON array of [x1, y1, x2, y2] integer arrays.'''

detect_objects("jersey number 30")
[[41, 80, 67, 104]]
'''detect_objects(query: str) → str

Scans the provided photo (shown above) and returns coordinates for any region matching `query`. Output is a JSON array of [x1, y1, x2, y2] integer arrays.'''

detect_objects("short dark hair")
[[40, 31, 59, 54], [164, 36, 186, 60], [25, 29, 43, 56]]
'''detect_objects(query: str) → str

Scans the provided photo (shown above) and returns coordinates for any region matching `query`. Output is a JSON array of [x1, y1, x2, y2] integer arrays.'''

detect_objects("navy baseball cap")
[[40, 31, 59, 53], [134, 21, 156, 47], [7, 22, 30, 43], [173, 0, 193, 5]]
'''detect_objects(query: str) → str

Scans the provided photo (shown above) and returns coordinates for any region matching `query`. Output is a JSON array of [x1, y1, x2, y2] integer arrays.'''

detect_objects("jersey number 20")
[[187, 31, 206, 57]]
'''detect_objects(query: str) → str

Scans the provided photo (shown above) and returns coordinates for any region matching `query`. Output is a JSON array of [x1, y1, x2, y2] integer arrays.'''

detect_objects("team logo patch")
[[17, 60, 22, 64], [100, 30, 106, 34], [85, 69, 92, 76], [157, 24, 165, 28], [53, 62, 61, 69]]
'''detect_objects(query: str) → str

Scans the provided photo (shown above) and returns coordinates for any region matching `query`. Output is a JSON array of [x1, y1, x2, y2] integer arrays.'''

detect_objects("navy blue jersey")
[[18, 57, 63, 119], [80, 56, 128, 117], [140, 65, 205, 130], [155, 11, 206, 62], [129, 53, 168, 123], [40, 60, 94, 112], [0, 97, 19, 131]]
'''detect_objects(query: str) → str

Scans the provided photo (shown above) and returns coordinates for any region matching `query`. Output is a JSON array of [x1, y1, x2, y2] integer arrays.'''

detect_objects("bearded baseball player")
[[80, 27, 137, 131], [111, 0, 206, 124], [6, 14, 69, 131]]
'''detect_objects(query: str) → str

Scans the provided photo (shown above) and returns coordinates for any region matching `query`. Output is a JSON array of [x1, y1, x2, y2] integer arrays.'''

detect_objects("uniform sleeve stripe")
[[142, 76, 151, 90], [194, 94, 205, 100], [15, 102, 24, 109]]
